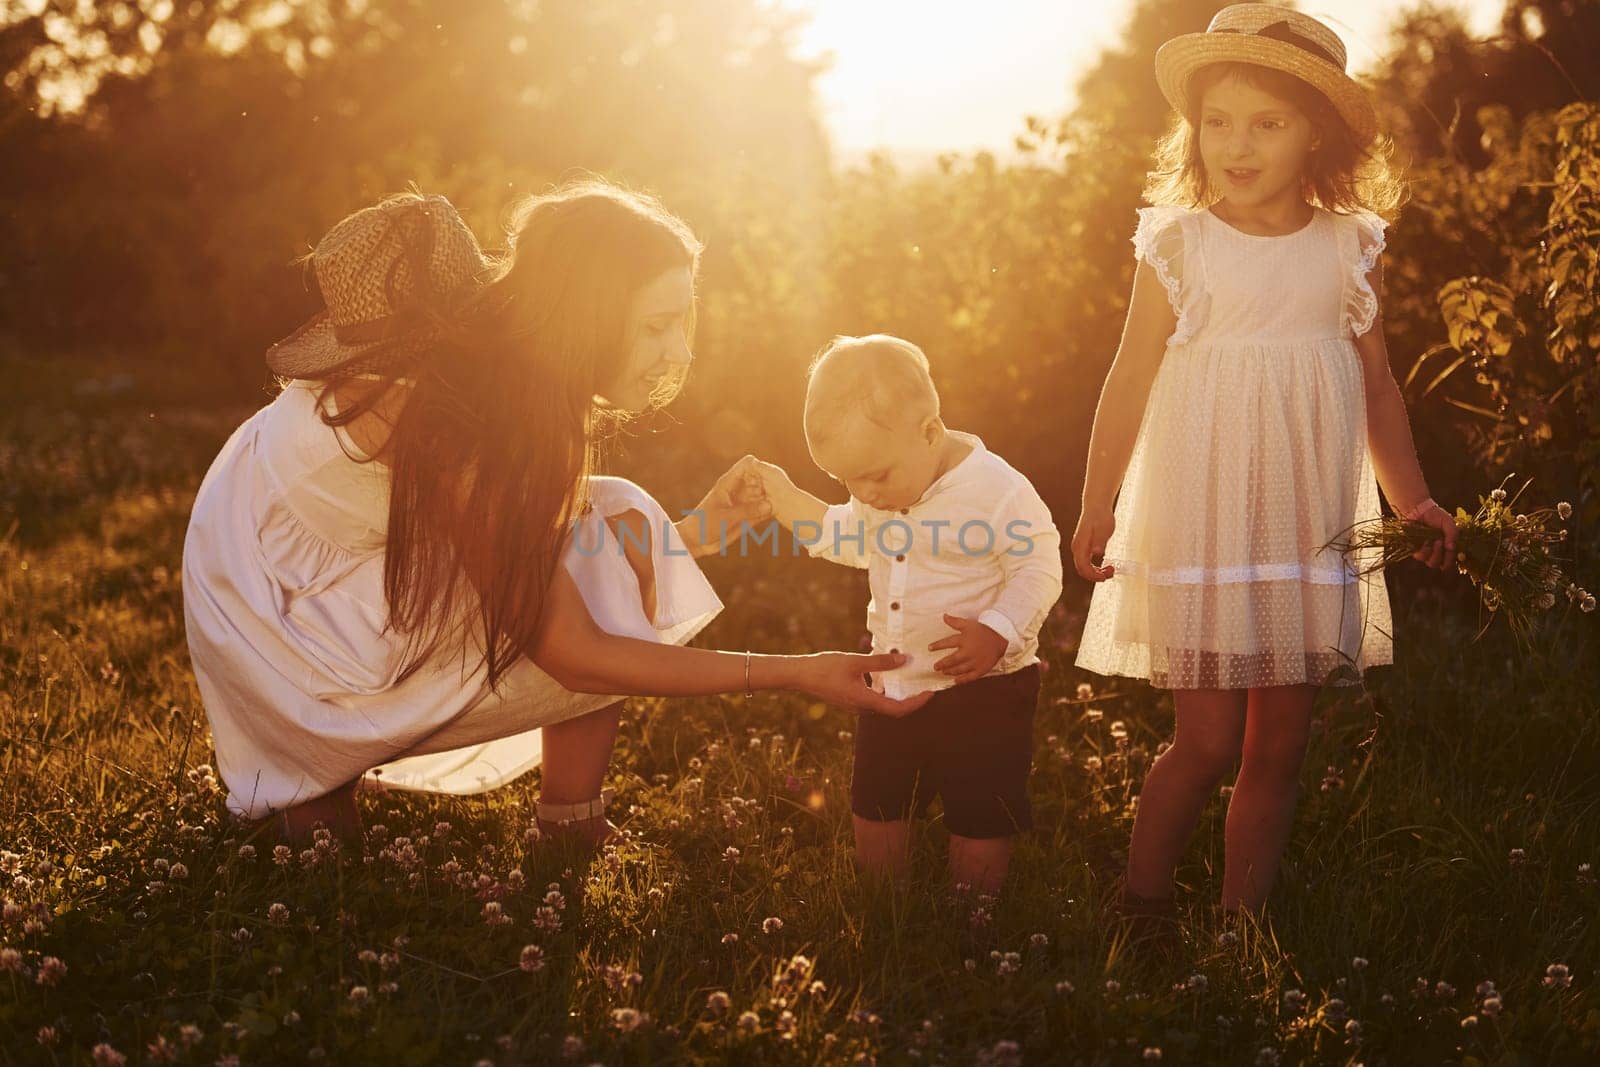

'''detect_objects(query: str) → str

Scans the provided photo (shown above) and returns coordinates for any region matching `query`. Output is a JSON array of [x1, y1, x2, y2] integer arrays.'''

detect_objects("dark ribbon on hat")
[[332, 202, 443, 346], [1217, 20, 1340, 69]]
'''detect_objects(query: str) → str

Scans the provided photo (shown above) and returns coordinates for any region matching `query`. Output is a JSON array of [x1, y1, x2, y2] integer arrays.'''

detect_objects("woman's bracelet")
[[1400, 497, 1440, 522], [743, 650, 754, 698]]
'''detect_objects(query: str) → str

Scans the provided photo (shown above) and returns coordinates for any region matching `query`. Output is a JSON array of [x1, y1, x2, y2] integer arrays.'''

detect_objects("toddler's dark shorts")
[[851, 664, 1039, 840]]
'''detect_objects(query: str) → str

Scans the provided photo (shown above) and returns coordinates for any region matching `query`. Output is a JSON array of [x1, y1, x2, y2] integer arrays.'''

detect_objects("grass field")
[[2, 353, 1596, 1065]]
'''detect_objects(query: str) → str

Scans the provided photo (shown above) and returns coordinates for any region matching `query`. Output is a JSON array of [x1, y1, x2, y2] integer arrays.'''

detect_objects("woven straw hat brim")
[[263, 192, 488, 380], [1155, 34, 1378, 147], [265, 310, 438, 380]]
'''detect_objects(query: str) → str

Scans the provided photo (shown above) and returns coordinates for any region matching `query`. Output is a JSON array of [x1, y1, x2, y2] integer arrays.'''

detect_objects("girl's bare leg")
[[1123, 688, 1248, 899], [1221, 684, 1317, 913]]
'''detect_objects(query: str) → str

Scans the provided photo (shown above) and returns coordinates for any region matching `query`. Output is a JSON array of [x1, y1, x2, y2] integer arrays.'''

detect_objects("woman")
[[182, 181, 926, 844]]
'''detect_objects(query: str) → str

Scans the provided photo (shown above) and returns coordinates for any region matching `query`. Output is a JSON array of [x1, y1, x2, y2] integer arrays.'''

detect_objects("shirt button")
[[890, 601, 900, 610], [896, 554, 906, 563], [899, 508, 909, 515], [889, 647, 899, 654]]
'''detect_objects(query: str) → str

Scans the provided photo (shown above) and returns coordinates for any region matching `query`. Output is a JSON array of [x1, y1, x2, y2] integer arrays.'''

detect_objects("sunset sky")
[[788, 0, 1508, 156]]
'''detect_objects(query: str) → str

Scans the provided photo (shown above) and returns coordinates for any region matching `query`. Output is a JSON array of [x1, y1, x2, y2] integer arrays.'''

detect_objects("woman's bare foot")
[[536, 813, 619, 851], [273, 780, 362, 845]]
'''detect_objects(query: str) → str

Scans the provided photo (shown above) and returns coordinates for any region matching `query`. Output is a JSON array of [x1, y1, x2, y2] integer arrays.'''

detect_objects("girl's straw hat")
[[1154, 4, 1377, 146], [266, 193, 488, 379]]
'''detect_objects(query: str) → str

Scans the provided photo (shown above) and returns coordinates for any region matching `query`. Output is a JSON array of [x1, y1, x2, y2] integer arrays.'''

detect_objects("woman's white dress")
[[1075, 204, 1394, 690], [182, 379, 722, 818]]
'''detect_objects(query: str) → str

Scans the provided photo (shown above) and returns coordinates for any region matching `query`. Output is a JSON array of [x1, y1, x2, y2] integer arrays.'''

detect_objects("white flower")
[[266, 903, 289, 925], [736, 1011, 760, 1032], [762, 916, 784, 934], [36, 956, 67, 986], [1543, 963, 1572, 989], [706, 990, 732, 1014], [519, 945, 545, 973], [1491, 487, 1508, 502], [611, 1007, 647, 1032], [1557, 501, 1572, 519], [348, 985, 370, 1004]]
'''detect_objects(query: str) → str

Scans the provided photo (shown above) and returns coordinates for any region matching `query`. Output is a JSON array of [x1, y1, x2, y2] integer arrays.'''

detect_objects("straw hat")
[[266, 193, 489, 379], [1154, 4, 1378, 147]]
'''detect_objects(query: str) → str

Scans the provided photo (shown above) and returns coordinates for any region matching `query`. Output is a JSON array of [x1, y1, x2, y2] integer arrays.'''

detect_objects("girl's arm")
[[1352, 259, 1458, 570], [1070, 259, 1176, 582], [527, 563, 929, 715]]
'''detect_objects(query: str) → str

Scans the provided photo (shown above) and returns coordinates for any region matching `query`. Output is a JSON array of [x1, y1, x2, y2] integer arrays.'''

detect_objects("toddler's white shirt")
[[804, 431, 1063, 699]]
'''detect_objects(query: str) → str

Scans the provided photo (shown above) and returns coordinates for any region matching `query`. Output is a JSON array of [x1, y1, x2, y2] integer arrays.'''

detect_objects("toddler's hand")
[[681, 455, 773, 556], [1071, 506, 1117, 582], [744, 456, 798, 502], [927, 614, 1009, 684]]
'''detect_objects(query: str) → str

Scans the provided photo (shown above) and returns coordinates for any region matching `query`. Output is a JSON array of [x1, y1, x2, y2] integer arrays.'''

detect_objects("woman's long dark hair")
[[313, 179, 701, 691]]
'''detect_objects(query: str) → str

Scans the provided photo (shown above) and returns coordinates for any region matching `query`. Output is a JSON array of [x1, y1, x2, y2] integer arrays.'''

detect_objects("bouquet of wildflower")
[[1330, 475, 1594, 647]]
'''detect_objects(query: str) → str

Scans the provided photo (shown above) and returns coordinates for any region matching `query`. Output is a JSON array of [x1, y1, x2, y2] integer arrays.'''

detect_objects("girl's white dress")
[[182, 379, 722, 818], [1076, 204, 1393, 690]]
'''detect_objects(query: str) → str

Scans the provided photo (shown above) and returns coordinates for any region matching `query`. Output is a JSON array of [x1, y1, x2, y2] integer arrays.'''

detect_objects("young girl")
[[1071, 5, 1458, 920]]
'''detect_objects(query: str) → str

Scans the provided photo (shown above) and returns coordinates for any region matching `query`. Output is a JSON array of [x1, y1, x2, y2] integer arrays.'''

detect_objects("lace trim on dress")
[[1133, 208, 1184, 315], [1132, 206, 1209, 344], [1343, 211, 1387, 337], [1104, 557, 1359, 586]]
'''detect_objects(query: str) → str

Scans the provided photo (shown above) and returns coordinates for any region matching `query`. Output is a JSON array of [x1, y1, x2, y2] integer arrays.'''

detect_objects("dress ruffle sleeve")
[[1338, 210, 1387, 338], [1132, 205, 1210, 345]]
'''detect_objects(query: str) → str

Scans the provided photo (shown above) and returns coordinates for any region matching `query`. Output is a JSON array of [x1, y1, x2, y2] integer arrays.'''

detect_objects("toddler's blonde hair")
[[804, 334, 940, 442]]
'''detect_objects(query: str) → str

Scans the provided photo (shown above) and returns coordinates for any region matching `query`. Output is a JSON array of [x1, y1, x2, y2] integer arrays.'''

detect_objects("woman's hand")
[[1071, 504, 1117, 582], [791, 651, 932, 717], [1410, 502, 1459, 571], [677, 455, 773, 557]]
